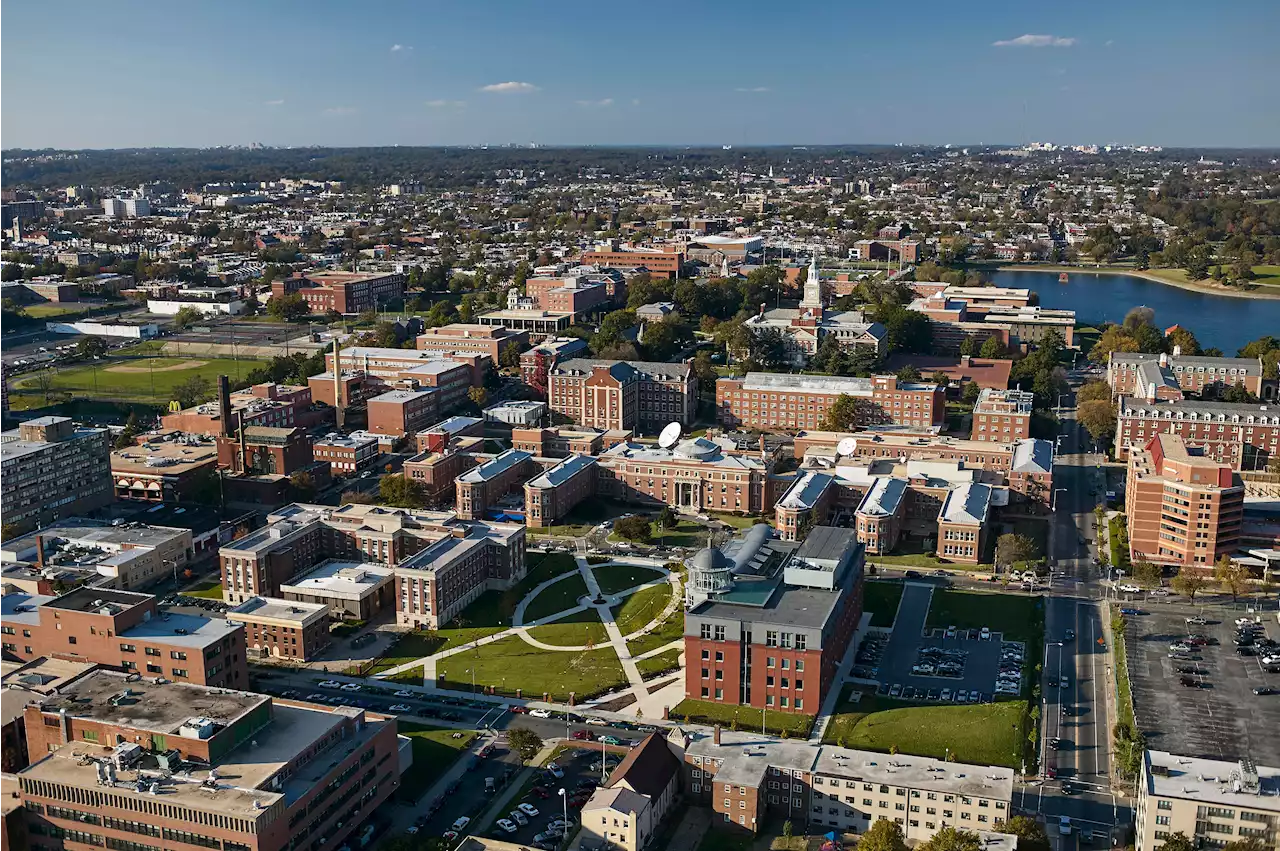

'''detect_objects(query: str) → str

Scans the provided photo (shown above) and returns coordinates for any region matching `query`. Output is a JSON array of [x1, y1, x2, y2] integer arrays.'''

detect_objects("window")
[[170, 651, 187, 660], [119, 644, 136, 653], [145, 647, 160, 657]]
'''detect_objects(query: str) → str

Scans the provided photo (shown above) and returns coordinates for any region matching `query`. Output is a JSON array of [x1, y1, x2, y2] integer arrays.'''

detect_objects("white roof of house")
[[939, 482, 992, 525]]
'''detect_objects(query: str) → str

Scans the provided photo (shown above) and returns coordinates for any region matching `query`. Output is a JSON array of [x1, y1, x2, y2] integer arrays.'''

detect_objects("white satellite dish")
[[836, 437, 857, 457], [658, 422, 682, 449]]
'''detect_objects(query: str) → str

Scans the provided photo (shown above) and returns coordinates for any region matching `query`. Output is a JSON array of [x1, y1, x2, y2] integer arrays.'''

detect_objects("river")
[[986, 270, 1280, 354]]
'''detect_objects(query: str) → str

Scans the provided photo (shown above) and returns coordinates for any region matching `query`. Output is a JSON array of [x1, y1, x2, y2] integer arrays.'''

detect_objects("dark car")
[[1254, 687, 1277, 696], [905, 570, 922, 578], [1048, 737, 1062, 750], [1237, 647, 1258, 657], [1120, 608, 1141, 615], [1180, 677, 1201, 688]]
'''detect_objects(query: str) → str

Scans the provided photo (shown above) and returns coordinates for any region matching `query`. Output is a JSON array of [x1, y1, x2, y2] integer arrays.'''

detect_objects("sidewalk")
[[810, 611, 873, 742]]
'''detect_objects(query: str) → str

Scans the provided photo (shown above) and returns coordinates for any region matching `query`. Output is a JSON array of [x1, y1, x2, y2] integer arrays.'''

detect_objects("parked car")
[[509, 811, 528, 826], [388, 704, 411, 713], [318, 680, 341, 688], [451, 817, 471, 832], [528, 709, 552, 718], [496, 819, 518, 834], [980, 627, 991, 640], [518, 803, 540, 817]]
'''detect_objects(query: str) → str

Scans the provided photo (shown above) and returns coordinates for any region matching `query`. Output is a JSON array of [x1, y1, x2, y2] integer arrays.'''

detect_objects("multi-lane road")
[[1030, 391, 1132, 848]]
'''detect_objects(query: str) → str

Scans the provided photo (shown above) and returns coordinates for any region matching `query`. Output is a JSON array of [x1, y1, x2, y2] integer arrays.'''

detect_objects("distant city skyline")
[[2, 0, 1277, 150]]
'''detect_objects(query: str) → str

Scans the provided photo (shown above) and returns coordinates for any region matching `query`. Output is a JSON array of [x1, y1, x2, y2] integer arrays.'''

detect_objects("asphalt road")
[[1026, 392, 1131, 849]]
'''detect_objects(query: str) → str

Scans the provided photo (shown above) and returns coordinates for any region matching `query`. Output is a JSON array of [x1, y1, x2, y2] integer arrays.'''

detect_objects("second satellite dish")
[[836, 437, 857, 457], [658, 422, 682, 449]]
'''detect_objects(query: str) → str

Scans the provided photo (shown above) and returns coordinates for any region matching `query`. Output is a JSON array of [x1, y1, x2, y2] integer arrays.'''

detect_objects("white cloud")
[[1104, 39, 1115, 47], [734, 86, 771, 93], [480, 81, 539, 94], [263, 99, 285, 106], [390, 43, 412, 52], [575, 98, 614, 108], [993, 34, 1076, 47], [631, 98, 641, 106], [425, 99, 466, 108], [322, 106, 357, 116]]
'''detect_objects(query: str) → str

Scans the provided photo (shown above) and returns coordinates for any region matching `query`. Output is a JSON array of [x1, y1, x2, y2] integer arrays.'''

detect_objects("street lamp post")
[[558, 787, 568, 841], [1052, 488, 1068, 512], [1056, 393, 1070, 415]]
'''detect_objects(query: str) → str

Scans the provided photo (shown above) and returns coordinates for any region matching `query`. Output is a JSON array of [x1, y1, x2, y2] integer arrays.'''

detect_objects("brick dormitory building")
[[716, 374, 945, 432], [271, 269, 405, 314], [1115, 398, 1280, 470], [548, 358, 697, 432]]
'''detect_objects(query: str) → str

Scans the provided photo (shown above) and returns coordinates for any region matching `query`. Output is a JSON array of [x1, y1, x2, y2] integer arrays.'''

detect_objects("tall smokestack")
[[333, 338, 343, 431], [217, 375, 233, 438]]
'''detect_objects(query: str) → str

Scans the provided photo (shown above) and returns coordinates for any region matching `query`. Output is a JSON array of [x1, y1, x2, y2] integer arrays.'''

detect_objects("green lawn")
[[437, 635, 628, 701], [9, 355, 265, 409], [872, 552, 992, 570], [592, 564, 665, 595], [636, 648, 682, 680], [822, 692, 1029, 768], [707, 512, 764, 530], [537, 499, 636, 537], [397, 722, 479, 801], [612, 518, 709, 549], [1109, 514, 1131, 571], [523, 573, 589, 621], [626, 604, 686, 656], [670, 699, 813, 737], [183, 580, 224, 600], [366, 626, 503, 675], [610, 582, 673, 635], [527, 609, 609, 647], [447, 552, 582, 629], [924, 589, 1043, 642], [863, 580, 905, 628], [23, 303, 91, 318]]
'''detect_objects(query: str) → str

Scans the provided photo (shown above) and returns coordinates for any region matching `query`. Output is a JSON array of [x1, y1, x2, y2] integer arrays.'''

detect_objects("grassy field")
[[592, 564, 665, 595], [23, 303, 93, 318], [611, 582, 674, 636], [183, 581, 225, 600], [1109, 514, 1131, 571], [707, 512, 764, 530], [522, 573, 589, 621], [670, 699, 813, 737], [437, 635, 627, 701], [872, 552, 990, 570], [363, 625, 506, 676], [9, 355, 264, 409], [924, 589, 1043, 642], [527, 608, 609, 647], [536, 499, 636, 537], [822, 692, 1029, 768], [1141, 265, 1280, 291], [636, 648, 682, 679], [449, 552, 581, 629], [863, 580, 905, 628], [626, 603, 686, 656], [397, 722, 478, 801]]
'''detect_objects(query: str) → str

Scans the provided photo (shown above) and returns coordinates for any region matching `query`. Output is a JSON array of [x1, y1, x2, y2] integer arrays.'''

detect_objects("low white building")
[[46, 320, 159, 339], [484, 400, 546, 427]]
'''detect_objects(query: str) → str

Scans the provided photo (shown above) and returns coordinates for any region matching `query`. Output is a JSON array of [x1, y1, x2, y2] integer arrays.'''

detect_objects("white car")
[[980, 627, 991, 641], [389, 704, 412, 713], [1118, 583, 1141, 593], [496, 819, 518, 834], [318, 680, 342, 688], [509, 811, 528, 825], [1059, 816, 1072, 836], [1149, 588, 1170, 597], [518, 803, 540, 817], [395, 690, 414, 698], [340, 683, 362, 691], [585, 717, 609, 726], [451, 816, 471, 832], [528, 709, 552, 719]]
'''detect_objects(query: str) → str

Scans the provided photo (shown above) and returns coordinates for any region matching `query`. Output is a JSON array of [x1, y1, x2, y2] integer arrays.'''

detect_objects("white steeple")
[[800, 253, 823, 309]]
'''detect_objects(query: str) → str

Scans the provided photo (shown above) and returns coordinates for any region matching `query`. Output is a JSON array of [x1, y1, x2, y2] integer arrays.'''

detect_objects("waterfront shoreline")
[[994, 264, 1280, 301]]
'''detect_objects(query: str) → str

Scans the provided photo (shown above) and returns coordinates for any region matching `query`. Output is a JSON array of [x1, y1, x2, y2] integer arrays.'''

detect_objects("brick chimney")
[[713, 725, 721, 745], [217, 375, 233, 438]]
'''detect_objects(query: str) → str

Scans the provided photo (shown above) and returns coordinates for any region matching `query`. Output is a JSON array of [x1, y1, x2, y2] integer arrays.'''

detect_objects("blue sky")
[[3, 0, 1277, 149]]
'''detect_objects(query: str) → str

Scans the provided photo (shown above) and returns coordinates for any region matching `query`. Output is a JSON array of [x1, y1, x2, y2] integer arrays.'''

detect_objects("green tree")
[[1088, 326, 1140, 364], [896, 364, 922, 382], [917, 826, 981, 851], [378, 473, 426, 509], [959, 336, 978, 357], [75, 336, 109, 359], [506, 727, 543, 763], [467, 386, 488, 409], [1171, 568, 1210, 602], [979, 336, 1005, 358], [266, 292, 309, 321], [641, 317, 694, 362], [962, 381, 982, 405], [113, 411, 143, 449], [930, 370, 950, 389], [995, 533, 1039, 569], [614, 515, 653, 543], [656, 505, 677, 532], [819, 394, 861, 432], [499, 341, 522, 369], [1166, 326, 1201, 355], [172, 305, 205, 329], [173, 375, 214, 409], [1132, 560, 1163, 587], [994, 816, 1050, 851], [1076, 380, 1111, 403], [1077, 398, 1117, 441], [1214, 555, 1251, 602], [856, 817, 908, 851], [1157, 834, 1196, 851]]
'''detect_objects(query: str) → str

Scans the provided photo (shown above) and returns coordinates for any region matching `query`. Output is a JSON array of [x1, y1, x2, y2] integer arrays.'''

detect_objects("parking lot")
[[867, 584, 1026, 703], [1124, 605, 1280, 764], [478, 742, 623, 849]]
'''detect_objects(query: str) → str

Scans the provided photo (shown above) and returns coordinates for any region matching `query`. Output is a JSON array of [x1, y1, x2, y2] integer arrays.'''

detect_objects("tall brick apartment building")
[[1125, 433, 1244, 567], [415, 323, 530, 364], [0, 587, 247, 688], [1115, 399, 1280, 470], [13, 670, 400, 851], [548, 359, 696, 431], [0, 416, 112, 535], [683, 525, 864, 714], [272, 269, 405, 314], [716, 374, 945, 432], [972, 388, 1034, 442], [1108, 351, 1265, 400]]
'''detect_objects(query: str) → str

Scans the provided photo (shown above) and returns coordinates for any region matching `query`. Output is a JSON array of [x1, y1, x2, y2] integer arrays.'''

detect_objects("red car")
[[1045, 766, 1057, 779], [530, 787, 551, 799], [509, 706, 529, 714], [478, 744, 495, 757], [571, 730, 593, 741]]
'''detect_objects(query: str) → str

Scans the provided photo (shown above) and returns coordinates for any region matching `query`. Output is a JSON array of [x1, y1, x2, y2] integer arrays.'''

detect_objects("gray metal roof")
[[1118, 398, 1280, 421], [795, 526, 858, 564], [939, 482, 992, 525], [1011, 438, 1053, 474], [527, 453, 595, 489], [778, 471, 835, 510], [458, 448, 532, 483], [857, 476, 907, 516], [552, 358, 691, 382]]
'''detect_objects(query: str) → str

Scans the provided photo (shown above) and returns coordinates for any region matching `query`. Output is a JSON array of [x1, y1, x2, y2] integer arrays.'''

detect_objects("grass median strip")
[[864, 580, 904, 628], [670, 698, 813, 737], [397, 722, 478, 801]]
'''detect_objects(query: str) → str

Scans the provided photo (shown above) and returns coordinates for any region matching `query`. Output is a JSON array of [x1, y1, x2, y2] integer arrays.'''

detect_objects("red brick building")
[[0, 587, 247, 688], [1115, 398, 1280, 469], [14, 670, 400, 851], [415, 323, 530, 364], [226, 596, 331, 661], [972, 388, 1034, 443], [216, 425, 315, 475], [716, 373, 945, 432], [272, 269, 405, 314], [683, 526, 864, 714], [403, 445, 480, 506], [548, 359, 697, 431], [1108, 352, 1264, 400], [160, 382, 317, 436], [367, 389, 437, 438], [581, 245, 685, 279]]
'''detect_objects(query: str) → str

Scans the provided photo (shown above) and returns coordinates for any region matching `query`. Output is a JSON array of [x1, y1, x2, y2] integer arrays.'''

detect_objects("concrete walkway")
[[809, 611, 873, 742]]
